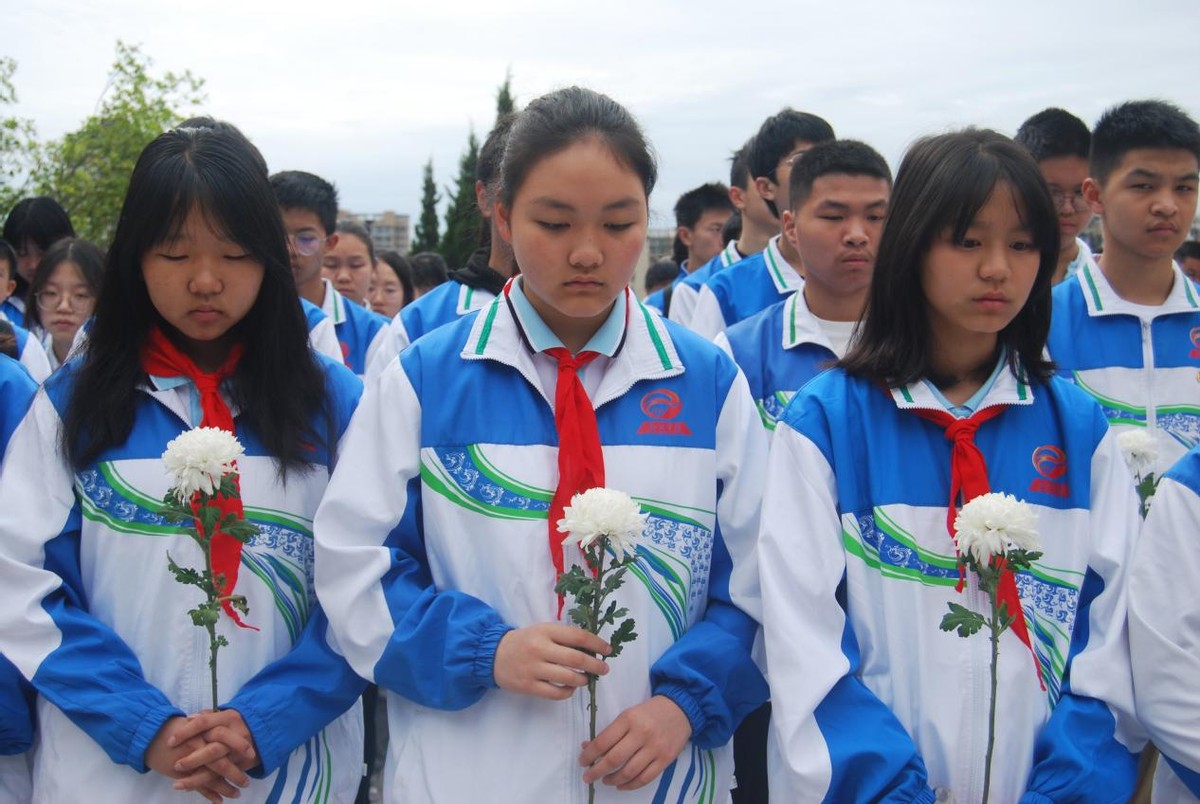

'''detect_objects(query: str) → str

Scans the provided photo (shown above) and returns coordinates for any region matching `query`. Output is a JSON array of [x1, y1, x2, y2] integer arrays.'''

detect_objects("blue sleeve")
[[649, 521, 768, 749], [1022, 569, 1138, 803], [371, 478, 515, 710], [32, 518, 184, 772], [224, 608, 367, 776], [0, 656, 33, 755]]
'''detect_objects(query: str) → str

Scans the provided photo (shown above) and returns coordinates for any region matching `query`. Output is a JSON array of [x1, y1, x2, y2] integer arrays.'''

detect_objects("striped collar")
[[718, 240, 742, 268], [763, 235, 804, 295], [505, 276, 626, 357], [1076, 259, 1200, 318], [463, 278, 684, 410], [889, 351, 1033, 413], [320, 278, 348, 326], [781, 290, 834, 352]]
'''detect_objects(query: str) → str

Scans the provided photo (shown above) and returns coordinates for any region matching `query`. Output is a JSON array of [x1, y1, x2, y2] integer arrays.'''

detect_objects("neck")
[[803, 284, 867, 323], [1098, 242, 1175, 306], [489, 244, 517, 278], [52, 333, 72, 365], [928, 334, 999, 406], [1053, 238, 1080, 284], [299, 276, 326, 307], [775, 230, 803, 274], [736, 218, 773, 257]]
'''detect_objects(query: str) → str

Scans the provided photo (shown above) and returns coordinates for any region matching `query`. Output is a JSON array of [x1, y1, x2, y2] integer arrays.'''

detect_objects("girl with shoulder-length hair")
[[0, 117, 366, 803], [759, 129, 1144, 802]]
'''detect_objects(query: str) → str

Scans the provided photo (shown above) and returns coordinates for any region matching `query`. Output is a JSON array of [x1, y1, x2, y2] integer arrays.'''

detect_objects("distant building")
[[339, 209, 411, 255], [646, 226, 676, 263]]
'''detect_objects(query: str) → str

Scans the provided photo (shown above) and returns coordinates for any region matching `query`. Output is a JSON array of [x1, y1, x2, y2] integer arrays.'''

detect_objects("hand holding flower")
[[145, 716, 248, 803], [493, 623, 611, 700], [579, 695, 692, 791]]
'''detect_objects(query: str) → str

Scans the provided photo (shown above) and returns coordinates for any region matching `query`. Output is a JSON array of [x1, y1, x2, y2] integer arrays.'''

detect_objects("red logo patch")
[[1189, 326, 1200, 359], [1030, 445, 1069, 497], [637, 389, 691, 435]]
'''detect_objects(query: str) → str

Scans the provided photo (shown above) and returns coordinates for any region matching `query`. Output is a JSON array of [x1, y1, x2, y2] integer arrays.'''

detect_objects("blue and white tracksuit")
[[314, 281, 769, 803], [0, 356, 367, 803], [301, 296, 345, 365], [2, 319, 51, 383], [642, 264, 687, 315], [364, 279, 495, 383], [1048, 260, 1200, 478], [669, 241, 744, 328], [0, 355, 36, 804], [759, 362, 1143, 802], [318, 279, 389, 376], [0, 299, 24, 330], [689, 237, 803, 340], [716, 292, 838, 430], [1130, 442, 1200, 803]]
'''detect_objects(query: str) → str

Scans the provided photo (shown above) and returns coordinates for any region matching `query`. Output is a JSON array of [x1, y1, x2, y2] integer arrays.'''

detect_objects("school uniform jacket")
[[689, 236, 803, 340], [314, 292, 770, 803], [318, 279, 390, 376], [0, 355, 367, 803], [717, 292, 837, 431], [1048, 260, 1200, 477], [642, 264, 687, 315], [669, 241, 743, 328], [0, 299, 24, 329], [301, 296, 345, 365], [0, 356, 36, 804], [759, 364, 1143, 803], [364, 278, 494, 383], [1129, 442, 1200, 803], [7, 321, 51, 383]]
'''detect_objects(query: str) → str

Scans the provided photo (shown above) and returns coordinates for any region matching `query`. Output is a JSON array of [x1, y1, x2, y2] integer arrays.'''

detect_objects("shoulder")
[[315, 352, 364, 430], [299, 297, 328, 326]]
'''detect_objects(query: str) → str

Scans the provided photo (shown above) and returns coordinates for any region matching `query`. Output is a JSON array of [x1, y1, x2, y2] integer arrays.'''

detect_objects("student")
[[324, 220, 377, 308], [643, 182, 733, 315], [1015, 108, 1098, 283], [1129, 441, 1200, 802], [371, 250, 414, 319], [691, 110, 836, 339], [1176, 240, 1200, 282], [0, 353, 36, 804], [24, 237, 103, 372], [410, 251, 449, 297], [1, 196, 75, 327], [314, 86, 768, 803], [365, 115, 518, 381], [670, 140, 778, 327], [1048, 100, 1200, 479], [643, 258, 678, 297], [0, 240, 50, 382], [271, 170, 389, 376], [759, 129, 1142, 801], [0, 119, 366, 803]]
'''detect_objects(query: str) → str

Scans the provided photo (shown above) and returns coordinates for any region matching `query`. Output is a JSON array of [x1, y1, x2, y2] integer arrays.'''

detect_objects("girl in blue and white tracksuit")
[[0, 354, 37, 804], [1130, 441, 1200, 802], [0, 120, 364, 803], [315, 87, 768, 804], [759, 130, 1144, 803]]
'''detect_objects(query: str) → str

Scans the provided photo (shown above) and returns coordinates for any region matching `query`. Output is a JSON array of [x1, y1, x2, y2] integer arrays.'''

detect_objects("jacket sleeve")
[[760, 416, 936, 803], [666, 283, 699, 328], [649, 368, 769, 748], [314, 355, 512, 711], [1022, 428, 1143, 802], [1129, 447, 1200, 797], [0, 656, 33, 755], [687, 286, 728, 341], [0, 391, 184, 772]]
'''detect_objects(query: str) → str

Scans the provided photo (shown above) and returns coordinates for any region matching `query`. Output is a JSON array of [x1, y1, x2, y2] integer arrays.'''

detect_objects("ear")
[[0, 277, 13, 302], [496, 202, 515, 245], [781, 209, 799, 253], [728, 185, 747, 212], [676, 225, 694, 248], [754, 176, 777, 203], [474, 180, 489, 218], [324, 233, 340, 254], [1082, 177, 1103, 215]]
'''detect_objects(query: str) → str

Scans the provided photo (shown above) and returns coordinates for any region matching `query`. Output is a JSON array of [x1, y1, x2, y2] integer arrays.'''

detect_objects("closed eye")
[[156, 253, 187, 262], [605, 222, 636, 232], [536, 221, 568, 231]]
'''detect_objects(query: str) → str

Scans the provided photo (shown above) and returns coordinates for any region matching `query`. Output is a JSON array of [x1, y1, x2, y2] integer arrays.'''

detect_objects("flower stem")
[[586, 541, 608, 804], [202, 517, 220, 712], [983, 591, 1000, 804]]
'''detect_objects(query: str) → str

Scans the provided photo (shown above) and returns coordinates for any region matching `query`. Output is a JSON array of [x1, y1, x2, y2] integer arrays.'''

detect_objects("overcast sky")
[[8, 0, 1200, 228]]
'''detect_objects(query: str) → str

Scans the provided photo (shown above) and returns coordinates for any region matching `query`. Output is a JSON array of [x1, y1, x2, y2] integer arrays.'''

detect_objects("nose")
[[188, 257, 222, 296], [1151, 189, 1179, 217], [978, 243, 1012, 283], [568, 232, 602, 270], [844, 218, 869, 248], [55, 292, 72, 312]]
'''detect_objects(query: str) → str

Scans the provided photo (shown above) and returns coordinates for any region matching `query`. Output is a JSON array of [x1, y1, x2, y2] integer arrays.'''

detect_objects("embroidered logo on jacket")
[[1030, 445, 1069, 497], [636, 389, 692, 435], [1190, 326, 1200, 359]]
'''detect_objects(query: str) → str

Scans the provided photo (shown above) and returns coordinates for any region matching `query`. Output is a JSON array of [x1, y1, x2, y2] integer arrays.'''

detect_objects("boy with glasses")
[[1016, 108, 1097, 283], [270, 170, 387, 375]]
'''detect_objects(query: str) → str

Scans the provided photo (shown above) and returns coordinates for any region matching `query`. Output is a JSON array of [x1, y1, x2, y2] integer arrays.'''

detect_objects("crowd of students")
[[0, 88, 1196, 804]]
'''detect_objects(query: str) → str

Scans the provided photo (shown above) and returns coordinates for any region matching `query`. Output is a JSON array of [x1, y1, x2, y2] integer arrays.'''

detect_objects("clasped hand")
[[145, 709, 260, 802]]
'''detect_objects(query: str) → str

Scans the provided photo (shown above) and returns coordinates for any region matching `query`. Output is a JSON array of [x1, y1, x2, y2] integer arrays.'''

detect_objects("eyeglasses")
[[287, 232, 325, 257], [35, 289, 95, 311], [1049, 188, 1090, 212]]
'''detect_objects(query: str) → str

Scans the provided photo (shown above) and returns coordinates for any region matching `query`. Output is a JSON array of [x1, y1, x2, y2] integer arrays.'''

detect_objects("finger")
[[169, 713, 225, 746], [579, 720, 629, 769], [200, 726, 256, 762], [546, 643, 610, 677], [615, 756, 666, 791], [548, 625, 612, 656], [173, 741, 231, 773], [582, 734, 634, 784], [536, 662, 596, 689], [526, 680, 578, 701], [174, 768, 240, 799], [605, 745, 655, 788], [204, 756, 252, 788]]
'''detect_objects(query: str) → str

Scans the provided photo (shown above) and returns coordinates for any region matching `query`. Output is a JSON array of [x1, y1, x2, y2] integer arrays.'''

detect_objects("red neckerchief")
[[914, 402, 1044, 690], [142, 327, 256, 630]]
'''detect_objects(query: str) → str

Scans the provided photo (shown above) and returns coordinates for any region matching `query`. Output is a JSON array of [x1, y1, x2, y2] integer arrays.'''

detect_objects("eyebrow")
[[528, 196, 644, 212], [1126, 168, 1200, 182], [814, 199, 889, 210]]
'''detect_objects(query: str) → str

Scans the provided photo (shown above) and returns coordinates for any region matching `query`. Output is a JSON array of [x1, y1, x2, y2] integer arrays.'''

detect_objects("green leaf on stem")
[[607, 618, 638, 658], [940, 602, 986, 638]]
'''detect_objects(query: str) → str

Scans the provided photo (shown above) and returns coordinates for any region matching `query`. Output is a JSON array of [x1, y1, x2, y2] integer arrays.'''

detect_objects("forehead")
[[1106, 147, 1200, 181], [280, 207, 325, 232], [803, 173, 891, 205], [515, 138, 647, 207], [331, 233, 370, 253], [1038, 155, 1089, 184]]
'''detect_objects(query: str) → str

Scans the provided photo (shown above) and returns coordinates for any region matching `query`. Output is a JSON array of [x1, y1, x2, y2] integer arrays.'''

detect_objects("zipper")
[[1140, 318, 1157, 432]]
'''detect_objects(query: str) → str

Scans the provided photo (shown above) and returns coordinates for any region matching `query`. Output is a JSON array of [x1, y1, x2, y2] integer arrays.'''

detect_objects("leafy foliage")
[[0, 57, 39, 218], [438, 130, 479, 270], [411, 159, 441, 255]]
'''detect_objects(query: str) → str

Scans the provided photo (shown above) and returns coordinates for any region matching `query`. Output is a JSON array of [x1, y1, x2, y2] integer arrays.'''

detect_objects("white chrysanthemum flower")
[[953, 492, 1041, 565], [558, 487, 647, 562], [162, 427, 245, 504], [1117, 429, 1158, 478]]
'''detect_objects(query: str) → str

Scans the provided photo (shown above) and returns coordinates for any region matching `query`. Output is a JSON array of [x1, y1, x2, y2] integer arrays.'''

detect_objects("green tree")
[[495, 70, 516, 121], [0, 57, 40, 217], [438, 130, 479, 270], [410, 159, 441, 255], [32, 41, 204, 246]]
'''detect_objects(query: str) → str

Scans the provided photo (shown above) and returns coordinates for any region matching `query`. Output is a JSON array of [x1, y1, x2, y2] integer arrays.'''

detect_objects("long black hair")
[[840, 128, 1058, 387], [63, 118, 332, 475]]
